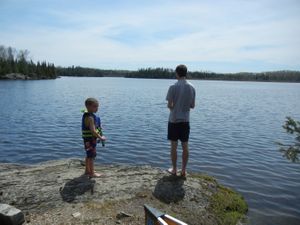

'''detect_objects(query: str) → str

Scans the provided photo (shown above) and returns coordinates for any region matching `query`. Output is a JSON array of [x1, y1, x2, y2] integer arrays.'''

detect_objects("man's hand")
[[190, 102, 195, 109], [167, 100, 174, 109]]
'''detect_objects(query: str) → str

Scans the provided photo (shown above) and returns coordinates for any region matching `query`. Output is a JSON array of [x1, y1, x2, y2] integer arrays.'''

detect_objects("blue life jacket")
[[82, 112, 102, 139]]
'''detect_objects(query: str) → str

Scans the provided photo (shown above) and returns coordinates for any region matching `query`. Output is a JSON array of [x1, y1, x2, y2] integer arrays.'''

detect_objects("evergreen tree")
[[0, 45, 57, 79], [277, 117, 300, 162]]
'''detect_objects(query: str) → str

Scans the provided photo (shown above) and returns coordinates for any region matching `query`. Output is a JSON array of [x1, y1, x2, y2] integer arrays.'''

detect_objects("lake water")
[[0, 77, 299, 225]]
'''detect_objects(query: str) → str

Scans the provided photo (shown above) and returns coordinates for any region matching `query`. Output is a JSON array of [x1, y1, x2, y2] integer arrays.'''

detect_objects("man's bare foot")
[[85, 170, 98, 175], [89, 172, 103, 178], [167, 168, 177, 176], [180, 170, 186, 177]]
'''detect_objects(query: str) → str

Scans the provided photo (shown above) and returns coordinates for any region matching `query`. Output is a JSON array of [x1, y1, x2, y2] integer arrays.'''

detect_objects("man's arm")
[[168, 100, 174, 109], [190, 88, 196, 109], [190, 101, 195, 109], [166, 86, 174, 109]]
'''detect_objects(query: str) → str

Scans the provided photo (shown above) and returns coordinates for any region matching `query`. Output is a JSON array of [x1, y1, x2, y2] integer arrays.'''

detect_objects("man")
[[166, 64, 196, 177]]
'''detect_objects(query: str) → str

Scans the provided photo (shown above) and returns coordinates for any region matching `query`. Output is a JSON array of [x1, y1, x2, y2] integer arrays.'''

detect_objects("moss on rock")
[[209, 184, 248, 225]]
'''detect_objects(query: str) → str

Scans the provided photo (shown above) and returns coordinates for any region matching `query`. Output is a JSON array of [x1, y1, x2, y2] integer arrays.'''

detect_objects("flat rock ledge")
[[0, 159, 248, 225]]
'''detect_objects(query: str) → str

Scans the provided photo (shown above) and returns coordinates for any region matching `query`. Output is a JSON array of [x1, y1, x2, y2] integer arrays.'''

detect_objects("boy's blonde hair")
[[85, 98, 99, 107]]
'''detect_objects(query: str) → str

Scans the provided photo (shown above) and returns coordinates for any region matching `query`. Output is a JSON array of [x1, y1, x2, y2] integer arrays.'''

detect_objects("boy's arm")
[[87, 116, 104, 140]]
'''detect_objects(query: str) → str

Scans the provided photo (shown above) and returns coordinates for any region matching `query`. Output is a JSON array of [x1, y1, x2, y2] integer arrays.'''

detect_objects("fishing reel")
[[97, 139, 105, 147]]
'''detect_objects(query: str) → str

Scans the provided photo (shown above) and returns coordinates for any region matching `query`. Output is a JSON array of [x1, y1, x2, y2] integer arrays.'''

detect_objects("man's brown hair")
[[175, 64, 188, 77]]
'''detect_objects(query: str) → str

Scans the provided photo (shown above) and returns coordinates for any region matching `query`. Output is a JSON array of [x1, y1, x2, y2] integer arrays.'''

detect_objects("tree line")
[[0, 45, 56, 79], [1, 45, 300, 82], [57, 67, 300, 82], [124, 68, 300, 82], [56, 66, 129, 77]]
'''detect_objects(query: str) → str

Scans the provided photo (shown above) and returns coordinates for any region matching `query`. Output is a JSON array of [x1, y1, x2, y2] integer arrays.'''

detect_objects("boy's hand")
[[99, 136, 106, 141]]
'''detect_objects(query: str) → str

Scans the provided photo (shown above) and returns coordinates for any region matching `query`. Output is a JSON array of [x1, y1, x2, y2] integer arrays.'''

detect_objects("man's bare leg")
[[170, 141, 178, 174], [181, 141, 189, 176]]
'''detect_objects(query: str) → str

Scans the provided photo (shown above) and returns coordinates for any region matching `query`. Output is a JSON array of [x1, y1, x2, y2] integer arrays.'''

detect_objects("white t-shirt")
[[166, 79, 196, 123]]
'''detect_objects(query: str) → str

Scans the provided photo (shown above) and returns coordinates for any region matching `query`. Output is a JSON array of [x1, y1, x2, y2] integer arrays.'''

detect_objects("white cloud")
[[1, 0, 299, 71]]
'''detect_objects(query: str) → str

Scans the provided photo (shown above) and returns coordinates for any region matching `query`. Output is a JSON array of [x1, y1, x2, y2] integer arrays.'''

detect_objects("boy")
[[166, 65, 196, 177], [82, 98, 106, 178]]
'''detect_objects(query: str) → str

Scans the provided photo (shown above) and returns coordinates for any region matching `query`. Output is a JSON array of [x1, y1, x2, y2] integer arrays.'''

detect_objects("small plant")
[[277, 117, 300, 162]]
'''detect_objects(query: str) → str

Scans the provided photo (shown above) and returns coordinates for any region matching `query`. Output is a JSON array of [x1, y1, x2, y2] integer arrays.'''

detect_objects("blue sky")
[[0, 0, 300, 72]]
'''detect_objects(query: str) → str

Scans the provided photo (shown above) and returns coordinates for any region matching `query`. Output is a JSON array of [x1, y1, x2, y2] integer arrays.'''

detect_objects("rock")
[[116, 211, 132, 219], [61, 176, 95, 203], [72, 212, 81, 218], [0, 159, 247, 225], [1, 73, 50, 80], [153, 175, 185, 203], [0, 204, 25, 225], [4, 73, 28, 80], [24, 212, 30, 223], [80, 160, 85, 166]]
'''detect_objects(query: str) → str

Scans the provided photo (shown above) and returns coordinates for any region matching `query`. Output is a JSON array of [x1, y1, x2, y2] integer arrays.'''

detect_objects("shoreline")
[[0, 158, 248, 225], [58, 75, 300, 83], [1, 73, 300, 83], [0, 73, 57, 80]]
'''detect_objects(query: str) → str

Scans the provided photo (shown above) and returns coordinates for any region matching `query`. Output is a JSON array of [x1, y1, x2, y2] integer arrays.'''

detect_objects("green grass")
[[190, 173, 217, 183], [209, 185, 248, 225], [190, 172, 248, 225]]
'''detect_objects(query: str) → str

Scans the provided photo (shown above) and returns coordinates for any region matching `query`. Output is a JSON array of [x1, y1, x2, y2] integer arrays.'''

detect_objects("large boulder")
[[0, 204, 24, 225]]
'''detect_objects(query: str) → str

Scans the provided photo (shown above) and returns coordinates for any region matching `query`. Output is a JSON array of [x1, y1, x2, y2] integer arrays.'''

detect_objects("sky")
[[0, 0, 300, 72]]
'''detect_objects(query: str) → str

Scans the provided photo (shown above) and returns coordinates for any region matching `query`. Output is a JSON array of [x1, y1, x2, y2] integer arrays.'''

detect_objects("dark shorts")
[[168, 122, 190, 142], [83, 138, 97, 158]]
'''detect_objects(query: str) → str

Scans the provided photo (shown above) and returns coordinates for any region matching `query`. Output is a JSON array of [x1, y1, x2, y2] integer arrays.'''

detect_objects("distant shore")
[[1, 68, 300, 83], [57, 67, 300, 83], [1, 45, 299, 82], [0, 159, 247, 225]]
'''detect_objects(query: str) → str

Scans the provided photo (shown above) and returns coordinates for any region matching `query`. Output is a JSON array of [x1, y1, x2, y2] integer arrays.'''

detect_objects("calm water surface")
[[0, 77, 299, 225]]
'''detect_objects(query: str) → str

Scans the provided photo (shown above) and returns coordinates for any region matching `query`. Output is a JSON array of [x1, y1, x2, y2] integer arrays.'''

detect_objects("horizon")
[[57, 65, 300, 74], [1, 0, 300, 73]]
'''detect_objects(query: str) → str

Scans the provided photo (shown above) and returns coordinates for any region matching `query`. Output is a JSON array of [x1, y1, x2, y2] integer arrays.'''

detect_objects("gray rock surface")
[[0, 204, 25, 225], [0, 159, 246, 225]]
